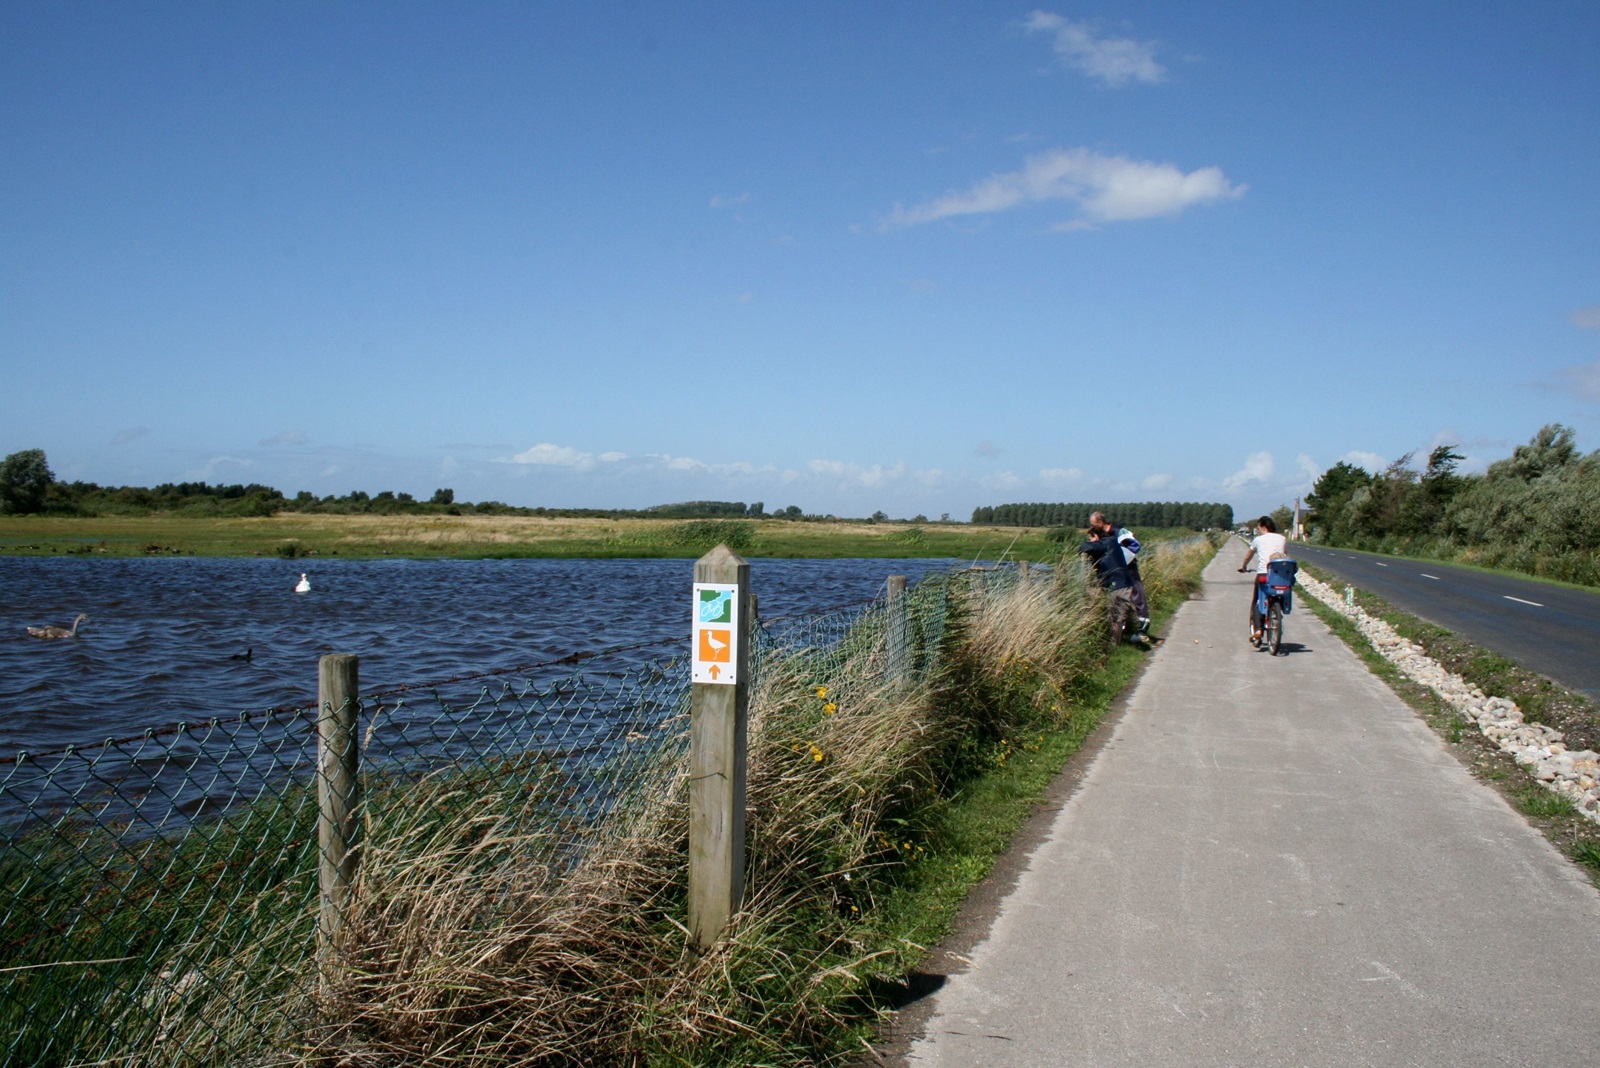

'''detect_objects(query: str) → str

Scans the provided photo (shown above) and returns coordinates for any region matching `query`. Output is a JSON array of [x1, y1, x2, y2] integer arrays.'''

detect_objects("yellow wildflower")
[[824, 702, 837, 714], [815, 686, 828, 698]]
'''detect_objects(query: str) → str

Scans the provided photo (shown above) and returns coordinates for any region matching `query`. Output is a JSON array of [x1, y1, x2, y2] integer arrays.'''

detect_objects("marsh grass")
[[0, 513, 1162, 561]]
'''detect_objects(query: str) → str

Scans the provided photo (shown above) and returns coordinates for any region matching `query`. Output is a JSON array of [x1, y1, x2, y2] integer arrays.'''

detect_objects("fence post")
[[689, 545, 751, 950], [317, 653, 361, 981], [887, 575, 908, 683], [1019, 561, 1030, 583]]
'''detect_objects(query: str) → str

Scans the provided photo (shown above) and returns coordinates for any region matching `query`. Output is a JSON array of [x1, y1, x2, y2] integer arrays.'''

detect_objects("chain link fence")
[[1, 564, 972, 1067]]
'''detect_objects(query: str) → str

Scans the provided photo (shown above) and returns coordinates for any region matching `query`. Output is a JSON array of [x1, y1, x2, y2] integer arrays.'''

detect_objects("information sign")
[[692, 582, 740, 684]]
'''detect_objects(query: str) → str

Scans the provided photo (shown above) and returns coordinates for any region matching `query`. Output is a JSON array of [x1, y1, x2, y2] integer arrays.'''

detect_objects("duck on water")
[[27, 613, 89, 639]]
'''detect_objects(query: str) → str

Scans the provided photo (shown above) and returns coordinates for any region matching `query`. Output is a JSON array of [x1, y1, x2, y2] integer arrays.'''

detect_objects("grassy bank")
[[0, 513, 1093, 561]]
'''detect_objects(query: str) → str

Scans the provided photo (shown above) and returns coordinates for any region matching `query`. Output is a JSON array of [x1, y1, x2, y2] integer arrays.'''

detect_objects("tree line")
[[971, 501, 1235, 531], [0, 450, 839, 521], [1305, 423, 1600, 586]]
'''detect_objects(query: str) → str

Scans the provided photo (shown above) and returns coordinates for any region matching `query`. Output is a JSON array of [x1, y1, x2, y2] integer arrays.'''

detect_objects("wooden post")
[[1019, 561, 1031, 583], [688, 545, 751, 950], [317, 654, 361, 979], [886, 575, 908, 683]]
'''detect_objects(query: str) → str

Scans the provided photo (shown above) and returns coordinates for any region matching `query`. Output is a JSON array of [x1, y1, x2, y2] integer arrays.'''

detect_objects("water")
[[0, 556, 956, 757]]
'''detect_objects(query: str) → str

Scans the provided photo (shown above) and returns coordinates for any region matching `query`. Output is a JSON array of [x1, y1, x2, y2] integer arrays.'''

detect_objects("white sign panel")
[[691, 583, 740, 684]]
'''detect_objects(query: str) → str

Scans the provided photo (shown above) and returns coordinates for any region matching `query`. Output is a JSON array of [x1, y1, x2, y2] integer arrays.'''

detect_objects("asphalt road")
[[1283, 542, 1600, 700], [899, 548, 1600, 1067]]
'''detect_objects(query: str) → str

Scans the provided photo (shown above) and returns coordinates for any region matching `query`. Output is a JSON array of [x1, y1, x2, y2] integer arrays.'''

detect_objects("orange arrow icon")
[[708, 665, 721, 680]]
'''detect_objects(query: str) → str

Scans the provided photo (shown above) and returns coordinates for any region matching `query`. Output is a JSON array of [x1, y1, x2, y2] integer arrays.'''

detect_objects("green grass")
[[1511, 785, 1577, 820]]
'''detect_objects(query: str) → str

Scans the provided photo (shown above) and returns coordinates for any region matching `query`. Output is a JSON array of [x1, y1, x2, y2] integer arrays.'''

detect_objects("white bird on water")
[[295, 573, 311, 594], [27, 613, 89, 639]]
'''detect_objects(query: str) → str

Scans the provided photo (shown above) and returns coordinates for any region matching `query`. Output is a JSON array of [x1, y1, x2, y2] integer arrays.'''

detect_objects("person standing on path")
[[1238, 514, 1288, 641]]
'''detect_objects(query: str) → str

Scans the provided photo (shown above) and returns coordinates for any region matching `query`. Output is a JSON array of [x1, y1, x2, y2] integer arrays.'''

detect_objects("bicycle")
[[1238, 558, 1298, 656]]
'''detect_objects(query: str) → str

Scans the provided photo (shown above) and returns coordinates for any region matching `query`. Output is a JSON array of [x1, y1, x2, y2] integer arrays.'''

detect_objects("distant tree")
[[869, 510, 888, 523], [430, 488, 455, 505], [1270, 504, 1294, 535], [0, 449, 55, 514]]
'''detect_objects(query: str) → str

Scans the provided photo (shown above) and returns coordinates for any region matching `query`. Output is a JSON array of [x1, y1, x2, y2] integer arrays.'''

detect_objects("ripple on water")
[[0, 555, 958, 756]]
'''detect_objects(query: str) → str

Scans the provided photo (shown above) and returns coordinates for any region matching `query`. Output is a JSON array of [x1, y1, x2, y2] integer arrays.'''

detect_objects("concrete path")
[[900, 546, 1600, 1068]]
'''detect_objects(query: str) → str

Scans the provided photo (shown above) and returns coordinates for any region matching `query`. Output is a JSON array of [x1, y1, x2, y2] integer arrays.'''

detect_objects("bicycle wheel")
[[1265, 601, 1283, 656]]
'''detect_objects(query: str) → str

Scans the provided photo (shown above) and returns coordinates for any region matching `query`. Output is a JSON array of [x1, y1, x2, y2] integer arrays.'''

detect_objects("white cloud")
[[508, 443, 598, 470], [709, 192, 750, 209], [974, 440, 1004, 459], [260, 430, 308, 447], [1141, 472, 1174, 491], [882, 148, 1244, 230], [183, 455, 252, 482], [1024, 11, 1165, 87], [1340, 450, 1387, 473], [1039, 467, 1086, 486], [1554, 360, 1600, 402], [1222, 451, 1274, 490], [806, 459, 908, 488], [982, 470, 1027, 491], [1570, 305, 1600, 330], [110, 426, 150, 446]]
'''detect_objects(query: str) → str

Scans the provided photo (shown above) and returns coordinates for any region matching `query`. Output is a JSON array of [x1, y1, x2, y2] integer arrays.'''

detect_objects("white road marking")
[[1421, 574, 1440, 580], [1375, 562, 1388, 567], [1504, 595, 1544, 608]]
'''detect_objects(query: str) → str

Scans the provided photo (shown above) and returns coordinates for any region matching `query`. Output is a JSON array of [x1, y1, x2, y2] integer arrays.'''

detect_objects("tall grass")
[[285, 540, 1212, 1066]]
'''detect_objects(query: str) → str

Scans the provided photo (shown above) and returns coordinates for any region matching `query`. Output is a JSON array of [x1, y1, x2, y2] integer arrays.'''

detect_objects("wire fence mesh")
[[1, 564, 974, 1067]]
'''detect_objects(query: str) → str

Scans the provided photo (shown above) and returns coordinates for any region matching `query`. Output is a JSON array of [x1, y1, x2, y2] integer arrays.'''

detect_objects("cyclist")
[[1238, 515, 1288, 642]]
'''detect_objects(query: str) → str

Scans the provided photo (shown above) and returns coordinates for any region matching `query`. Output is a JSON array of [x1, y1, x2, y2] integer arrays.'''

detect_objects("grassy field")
[[0, 513, 1094, 561]]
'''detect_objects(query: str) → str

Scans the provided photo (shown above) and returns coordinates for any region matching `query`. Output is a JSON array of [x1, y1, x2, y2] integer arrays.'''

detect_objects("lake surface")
[[0, 556, 957, 757]]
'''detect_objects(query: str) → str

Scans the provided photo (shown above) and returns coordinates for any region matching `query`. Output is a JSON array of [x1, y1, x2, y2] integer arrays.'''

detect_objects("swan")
[[27, 613, 89, 639], [295, 573, 311, 593]]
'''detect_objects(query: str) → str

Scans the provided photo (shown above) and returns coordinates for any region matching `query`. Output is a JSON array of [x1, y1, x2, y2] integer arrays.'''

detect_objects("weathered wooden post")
[[886, 575, 908, 683], [1019, 561, 1031, 584], [317, 653, 362, 979], [688, 545, 751, 950]]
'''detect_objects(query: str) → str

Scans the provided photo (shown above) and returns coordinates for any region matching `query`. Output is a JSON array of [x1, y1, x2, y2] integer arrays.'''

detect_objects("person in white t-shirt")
[[1238, 515, 1289, 641]]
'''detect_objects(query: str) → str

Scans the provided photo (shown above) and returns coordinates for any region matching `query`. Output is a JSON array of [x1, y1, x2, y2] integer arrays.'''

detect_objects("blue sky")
[[4, 2, 1598, 521]]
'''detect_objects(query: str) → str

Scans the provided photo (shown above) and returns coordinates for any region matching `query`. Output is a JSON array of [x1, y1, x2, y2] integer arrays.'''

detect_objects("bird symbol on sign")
[[705, 631, 728, 654]]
